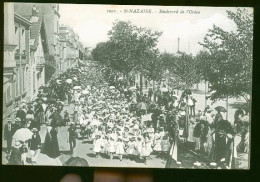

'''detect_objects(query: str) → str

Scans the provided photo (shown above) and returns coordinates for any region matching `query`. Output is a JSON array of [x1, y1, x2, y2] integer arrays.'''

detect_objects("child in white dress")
[[135, 136, 143, 160], [116, 137, 125, 161], [126, 137, 137, 160], [153, 130, 162, 154], [108, 137, 116, 160], [141, 133, 153, 164], [93, 134, 102, 158]]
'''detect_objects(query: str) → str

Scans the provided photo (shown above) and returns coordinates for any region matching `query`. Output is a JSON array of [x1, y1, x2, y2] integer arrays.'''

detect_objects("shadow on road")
[[87, 153, 96, 158]]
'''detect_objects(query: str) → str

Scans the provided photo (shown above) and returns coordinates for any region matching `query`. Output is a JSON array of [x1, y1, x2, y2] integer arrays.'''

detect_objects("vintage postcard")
[[2, 3, 252, 169]]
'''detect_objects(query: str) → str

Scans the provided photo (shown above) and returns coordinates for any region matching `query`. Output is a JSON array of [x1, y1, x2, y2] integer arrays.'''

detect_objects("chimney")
[[32, 5, 39, 16], [177, 37, 180, 52]]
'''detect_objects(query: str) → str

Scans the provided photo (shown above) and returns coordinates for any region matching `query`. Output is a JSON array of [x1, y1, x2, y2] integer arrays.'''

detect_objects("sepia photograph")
[[2, 3, 253, 169]]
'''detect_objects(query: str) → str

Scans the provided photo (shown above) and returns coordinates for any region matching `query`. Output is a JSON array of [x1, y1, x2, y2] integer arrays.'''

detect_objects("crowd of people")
[[3, 66, 250, 168]]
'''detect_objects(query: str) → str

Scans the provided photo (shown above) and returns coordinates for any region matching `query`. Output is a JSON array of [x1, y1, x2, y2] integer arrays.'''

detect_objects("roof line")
[[14, 13, 32, 26]]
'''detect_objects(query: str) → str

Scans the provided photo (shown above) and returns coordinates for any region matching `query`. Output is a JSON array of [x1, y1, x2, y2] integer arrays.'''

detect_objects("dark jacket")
[[29, 133, 41, 150], [8, 147, 22, 165], [4, 123, 15, 140]]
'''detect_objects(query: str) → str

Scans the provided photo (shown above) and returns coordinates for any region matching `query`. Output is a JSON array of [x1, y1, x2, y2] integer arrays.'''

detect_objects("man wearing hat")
[[28, 128, 41, 164], [4, 117, 16, 154], [68, 122, 78, 154], [13, 118, 22, 133], [16, 105, 26, 126]]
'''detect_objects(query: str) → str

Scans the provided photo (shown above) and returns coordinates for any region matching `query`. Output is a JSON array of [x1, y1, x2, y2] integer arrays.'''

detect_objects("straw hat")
[[31, 128, 38, 132]]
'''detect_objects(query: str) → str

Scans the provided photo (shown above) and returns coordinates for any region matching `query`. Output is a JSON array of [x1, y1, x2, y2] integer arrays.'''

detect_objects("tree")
[[92, 20, 162, 90], [142, 49, 164, 89], [199, 8, 253, 103], [161, 52, 199, 90]]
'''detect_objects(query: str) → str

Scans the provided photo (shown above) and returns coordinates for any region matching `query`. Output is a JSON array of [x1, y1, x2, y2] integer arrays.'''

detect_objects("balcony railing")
[[15, 54, 29, 64]]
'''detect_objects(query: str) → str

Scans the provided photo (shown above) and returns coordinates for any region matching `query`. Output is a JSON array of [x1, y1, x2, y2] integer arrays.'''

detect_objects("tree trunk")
[[226, 96, 229, 121], [205, 80, 207, 108], [140, 73, 143, 95]]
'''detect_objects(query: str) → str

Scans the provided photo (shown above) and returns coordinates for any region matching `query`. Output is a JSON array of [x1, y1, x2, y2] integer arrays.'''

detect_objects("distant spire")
[[188, 41, 190, 54], [177, 37, 180, 53]]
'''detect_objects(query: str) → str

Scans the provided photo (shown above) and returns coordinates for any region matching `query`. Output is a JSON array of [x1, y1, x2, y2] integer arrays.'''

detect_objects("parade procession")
[[2, 3, 252, 169]]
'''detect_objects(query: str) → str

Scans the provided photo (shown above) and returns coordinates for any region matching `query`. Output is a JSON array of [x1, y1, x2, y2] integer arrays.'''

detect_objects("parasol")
[[39, 86, 45, 90], [161, 87, 168, 92], [12, 128, 33, 142], [136, 102, 148, 110], [64, 157, 89, 166], [65, 79, 73, 84], [90, 120, 101, 126], [215, 106, 227, 112], [26, 114, 34, 120], [56, 79, 62, 85], [82, 89, 89, 95], [42, 97, 47, 101], [73, 86, 81, 90], [129, 87, 137, 91], [172, 94, 179, 100]]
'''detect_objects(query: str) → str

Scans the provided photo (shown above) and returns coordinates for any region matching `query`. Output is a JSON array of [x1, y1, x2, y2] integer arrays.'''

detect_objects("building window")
[[15, 26, 18, 34], [6, 86, 11, 103], [22, 29, 25, 36]]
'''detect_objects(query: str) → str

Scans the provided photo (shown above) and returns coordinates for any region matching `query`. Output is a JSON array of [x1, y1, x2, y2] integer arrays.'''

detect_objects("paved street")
[[2, 84, 248, 168]]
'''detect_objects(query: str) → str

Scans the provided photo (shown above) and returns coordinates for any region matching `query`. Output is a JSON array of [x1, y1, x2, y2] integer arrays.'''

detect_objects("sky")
[[59, 4, 250, 55]]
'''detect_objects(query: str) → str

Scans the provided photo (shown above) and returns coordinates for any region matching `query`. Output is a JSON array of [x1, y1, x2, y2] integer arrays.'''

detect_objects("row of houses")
[[3, 3, 87, 122]]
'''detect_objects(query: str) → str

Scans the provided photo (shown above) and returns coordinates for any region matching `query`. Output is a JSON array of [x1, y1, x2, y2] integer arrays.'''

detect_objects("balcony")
[[36, 57, 45, 65], [14, 50, 29, 64]]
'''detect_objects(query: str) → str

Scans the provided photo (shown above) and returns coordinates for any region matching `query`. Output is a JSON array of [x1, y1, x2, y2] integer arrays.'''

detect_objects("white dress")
[[135, 141, 143, 155], [141, 138, 153, 157], [93, 139, 102, 153], [108, 140, 116, 153], [153, 133, 162, 151], [187, 121, 196, 142], [116, 141, 125, 155], [127, 141, 137, 155]]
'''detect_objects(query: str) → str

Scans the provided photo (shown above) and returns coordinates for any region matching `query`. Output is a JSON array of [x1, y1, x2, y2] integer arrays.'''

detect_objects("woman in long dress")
[[187, 117, 196, 143], [41, 125, 60, 158], [35, 103, 45, 126]]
